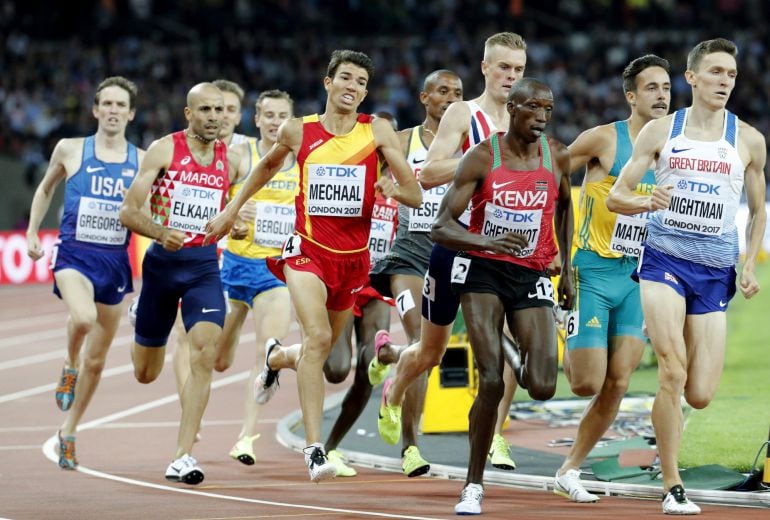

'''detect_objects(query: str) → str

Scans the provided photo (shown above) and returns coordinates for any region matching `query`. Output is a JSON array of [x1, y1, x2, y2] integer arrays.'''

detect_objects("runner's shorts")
[[220, 250, 285, 308], [51, 240, 132, 305], [567, 248, 644, 350], [635, 245, 736, 314], [450, 253, 555, 310], [135, 243, 225, 347], [267, 237, 370, 312]]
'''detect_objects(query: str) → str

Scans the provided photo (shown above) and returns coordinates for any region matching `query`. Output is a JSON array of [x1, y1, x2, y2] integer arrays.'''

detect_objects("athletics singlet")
[[295, 113, 380, 253], [227, 139, 298, 258], [646, 108, 745, 267], [577, 121, 657, 258], [150, 132, 229, 248], [467, 132, 558, 271], [461, 101, 498, 153], [368, 193, 398, 266], [59, 135, 139, 249]]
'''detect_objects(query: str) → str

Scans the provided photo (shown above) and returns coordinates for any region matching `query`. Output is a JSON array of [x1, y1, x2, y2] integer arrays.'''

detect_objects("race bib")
[[368, 218, 394, 264], [565, 310, 579, 339], [409, 184, 447, 232], [75, 196, 127, 245], [609, 213, 650, 257], [451, 256, 471, 284], [482, 203, 542, 257], [254, 202, 295, 248], [527, 276, 555, 302], [281, 234, 302, 259], [662, 178, 727, 236], [306, 164, 366, 217], [167, 183, 223, 234], [422, 273, 436, 302], [395, 289, 416, 318]]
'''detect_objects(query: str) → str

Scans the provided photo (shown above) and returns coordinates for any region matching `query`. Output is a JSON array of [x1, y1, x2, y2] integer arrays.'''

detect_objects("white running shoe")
[[303, 445, 337, 483], [254, 338, 281, 404], [553, 469, 599, 502], [662, 485, 701, 515], [454, 483, 483, 515], [165, 454, 204, 485]]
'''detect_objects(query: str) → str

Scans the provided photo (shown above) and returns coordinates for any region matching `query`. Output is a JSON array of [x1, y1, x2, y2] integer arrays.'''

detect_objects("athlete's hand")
[[557, 267, 575, 310], [238, 200, 257, 222], [158, 228, 185, 252], [26, 232, 43, 260], [739, 265, 760, 299], [546, 251, 562, 276], [230, 216, 248, 240], [375, 176, 398, 199], [649, 184, 673, 211], [204, 208, 236, 246], [487, 232, 529, 256]]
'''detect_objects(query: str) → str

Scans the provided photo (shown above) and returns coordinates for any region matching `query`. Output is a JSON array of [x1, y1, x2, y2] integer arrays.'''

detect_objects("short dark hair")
[[326, 50, 374, 82], [506, 77, 549, 104], [212, 79, 245, 103], [94, 76, 137, 110], [255, 89, 294, 116], [622, 54, 670, 93], [687, 38, 738, 72], [422, 69, 461, 92]]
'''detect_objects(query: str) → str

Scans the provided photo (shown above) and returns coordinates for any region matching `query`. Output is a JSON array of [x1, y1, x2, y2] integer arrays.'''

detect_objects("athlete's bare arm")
[[607, 117, 672, 215], [431, 141, 528, 255], [119, 136, 183, 251], [738, 122, 767, 299], [204, 118, 300, 244], [372, 117, 422, 208], [552, 140, 575, 310], [419, 101, 471, 189]]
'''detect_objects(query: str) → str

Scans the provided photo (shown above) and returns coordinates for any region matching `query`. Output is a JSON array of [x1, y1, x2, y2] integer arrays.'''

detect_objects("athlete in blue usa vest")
[[608, 38, 767, 516], [26, 77, 143, 471]]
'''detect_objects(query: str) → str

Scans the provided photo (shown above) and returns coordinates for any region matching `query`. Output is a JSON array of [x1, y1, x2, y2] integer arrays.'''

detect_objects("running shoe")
[[488, 433, 516, 470], [327, 449, 357, 477], [454, 483, 484, 515], [377, 378, 401, 445], [254, 338, 281, 404], [57, 430, 78, 470], [367, 329, 391, 386], [229, 434, 260, 466], [554, 468, 599, 502], [401, 445, 430, 477], [662, 485, 701, 515], [165, 454, 204, 485], [303, 445, 337, 483], [55, 366, 78, 411]]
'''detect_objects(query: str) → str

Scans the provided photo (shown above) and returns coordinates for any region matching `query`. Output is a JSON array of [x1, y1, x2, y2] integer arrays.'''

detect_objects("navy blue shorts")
[[220, 250, 285, 307], [635, 245, 736, 314], [135, 243, 225, 347], [51, 241, 132, 305], [421, 243, 461, 326]]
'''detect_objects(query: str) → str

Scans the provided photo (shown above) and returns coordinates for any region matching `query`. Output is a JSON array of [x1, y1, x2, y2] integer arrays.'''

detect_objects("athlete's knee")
[[303, 326, 333, 352], [684, 386, 715, 409], [528, 378, 557, 401], [569, 378, 603, 397], [134, 364, 161, 384], [477, 370, 505, 403], [70, 312, 97, 336], [82, 354, 106, 376], [324, 363, 350, 384], [213, 358, 231, 372], [656, 359, 687, 394]]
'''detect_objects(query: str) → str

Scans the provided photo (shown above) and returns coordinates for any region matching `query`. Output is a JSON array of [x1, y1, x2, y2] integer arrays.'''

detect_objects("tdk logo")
[[371, 221, 388, 232], [680, 180, 720, 195], [495, 208, 534, 223], [318, 166, 359, 178]]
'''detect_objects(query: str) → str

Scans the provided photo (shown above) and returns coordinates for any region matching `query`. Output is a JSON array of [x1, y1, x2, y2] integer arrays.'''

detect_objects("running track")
[[1, 283, 766, 519]]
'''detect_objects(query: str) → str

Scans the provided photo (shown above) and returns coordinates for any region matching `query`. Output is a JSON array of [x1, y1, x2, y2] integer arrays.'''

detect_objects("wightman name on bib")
[[306, 164, 365, 217]]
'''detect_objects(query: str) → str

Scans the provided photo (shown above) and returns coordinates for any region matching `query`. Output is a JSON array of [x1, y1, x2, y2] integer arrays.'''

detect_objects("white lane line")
[[40, 365, 436, 520]]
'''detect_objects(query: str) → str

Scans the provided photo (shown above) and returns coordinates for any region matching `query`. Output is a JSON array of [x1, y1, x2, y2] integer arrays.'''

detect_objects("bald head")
[[187, 82, 222, 108], [506, 78, 551, 104]]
